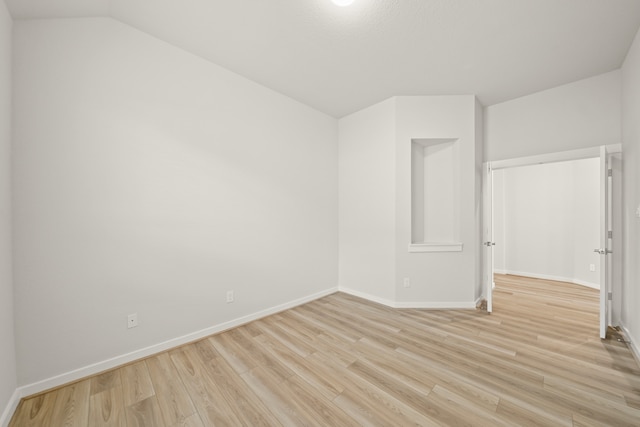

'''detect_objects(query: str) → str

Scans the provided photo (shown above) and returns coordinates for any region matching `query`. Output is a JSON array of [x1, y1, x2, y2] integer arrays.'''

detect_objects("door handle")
[[594, 248, 613, 255], [484, 242, 496, 247]]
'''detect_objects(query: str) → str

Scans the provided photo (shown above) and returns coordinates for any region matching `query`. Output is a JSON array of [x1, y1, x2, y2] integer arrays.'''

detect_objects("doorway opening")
[[482, 145, 622, 339], [493, 158, 600, 289]]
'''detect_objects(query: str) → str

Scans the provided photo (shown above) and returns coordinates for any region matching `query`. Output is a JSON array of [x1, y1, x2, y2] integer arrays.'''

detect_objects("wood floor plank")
[[427, 385, 510, 427], [256, 316, 315, 357], [9, 273, 640, 426], [121, 361, 155, 407], [8, 394, 59, 427], [207, 331, 256, 375], [170, 344, 244, 426], [145, 353, 196, 426], [48, 380, 91, 427], [326, 358, 441, 426], [90, 370, 122, 396], [169, 412, 205, 427], [284, 375, 359, 427], [245, 366, 318, 426], [194, 339, 282, 426], [257, 331, 345, 400], [347, 358, 436, 415], [88, 386, 126, 427], [227, 327, 295, 382], [311, 331, 359, 367], [495, 397, 573, 427], [125, 396, 165, 427], [332, 390, 391, 427]]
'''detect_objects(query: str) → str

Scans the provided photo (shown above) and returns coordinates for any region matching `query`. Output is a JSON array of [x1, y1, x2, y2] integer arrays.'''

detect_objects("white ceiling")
[[6, 0, 108, 19], [6, 0, 640, 117]]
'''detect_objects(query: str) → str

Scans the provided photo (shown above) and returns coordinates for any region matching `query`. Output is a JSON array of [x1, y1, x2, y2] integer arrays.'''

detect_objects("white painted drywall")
[[339, 95, 482, 306], [421, 140, 459, 243], [492, 169, 507, 273], [12, 17, 338, 386], [494, 159, 600, 288], [395, 96, 481, 304], [474, 98, 484, 299], [484, 71, 621, 162], [502, 163, 575, 280], [338, 98, 396, 303], [0, 0, 17, 422], [621, 27, 640, 354]]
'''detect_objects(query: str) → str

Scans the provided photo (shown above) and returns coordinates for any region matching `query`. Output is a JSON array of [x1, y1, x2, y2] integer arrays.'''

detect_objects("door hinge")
[[608, 292, 613, 301], [608, 169, 612, 177], [608, 230, 613, 239]]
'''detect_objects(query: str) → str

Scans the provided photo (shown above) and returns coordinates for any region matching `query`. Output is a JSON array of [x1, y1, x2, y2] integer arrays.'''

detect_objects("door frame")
[[482, 144, 621, 336]]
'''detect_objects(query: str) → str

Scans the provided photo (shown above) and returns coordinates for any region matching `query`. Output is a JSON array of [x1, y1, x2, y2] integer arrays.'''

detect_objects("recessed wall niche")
[[410, 138, 463, 252]]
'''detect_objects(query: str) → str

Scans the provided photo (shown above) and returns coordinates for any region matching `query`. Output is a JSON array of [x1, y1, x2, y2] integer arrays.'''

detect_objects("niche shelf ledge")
[[408, 243, 463, 253]]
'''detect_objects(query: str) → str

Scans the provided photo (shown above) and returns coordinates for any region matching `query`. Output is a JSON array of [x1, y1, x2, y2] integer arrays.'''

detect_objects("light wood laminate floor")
[[9, 274, 640, 426]]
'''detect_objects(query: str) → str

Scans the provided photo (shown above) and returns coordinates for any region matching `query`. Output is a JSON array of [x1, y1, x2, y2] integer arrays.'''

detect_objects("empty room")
[[1, 1, 640, 426]]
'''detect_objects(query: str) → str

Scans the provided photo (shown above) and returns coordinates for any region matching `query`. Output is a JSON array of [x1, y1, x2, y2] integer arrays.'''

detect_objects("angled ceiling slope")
[[6, 0, 640, 117]]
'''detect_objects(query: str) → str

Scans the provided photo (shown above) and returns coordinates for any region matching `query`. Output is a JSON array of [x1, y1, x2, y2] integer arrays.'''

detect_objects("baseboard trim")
[[620, 323, 640, 367], [338, 287, 476, 309], [17, 286, 339, 398], [393, 300, 477, 309], [572, 278, 600, 290], [499, 270, 599, 289], [338, 287, 396, 307], [1, 389, 21, 427]]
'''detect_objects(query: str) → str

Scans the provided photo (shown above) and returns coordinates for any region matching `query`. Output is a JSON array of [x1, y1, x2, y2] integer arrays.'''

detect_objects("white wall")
[[501, 163, 574, 279], [0, 0, 17, 423], [395, 96, 481, 305], [493, 170, 506, 274], [12, 17, 338, 387], [485, 71, 621, 162], [338, 98, 396, 303], [494, 159, 600, 288], [621, 28, 640, 356], [339, 95, 482, 307], [474, 99, 484, 298]]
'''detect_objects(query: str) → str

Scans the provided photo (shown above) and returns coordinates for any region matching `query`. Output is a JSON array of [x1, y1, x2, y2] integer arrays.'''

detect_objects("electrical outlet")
[[589, 264, 595, 272], [127, 313, 138, 329], [226, 290, 234, 303], [403, 278, 411, 288]]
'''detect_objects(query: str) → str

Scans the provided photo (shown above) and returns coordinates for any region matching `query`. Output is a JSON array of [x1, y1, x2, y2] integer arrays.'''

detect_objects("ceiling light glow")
[[332, 0, 354, 6]]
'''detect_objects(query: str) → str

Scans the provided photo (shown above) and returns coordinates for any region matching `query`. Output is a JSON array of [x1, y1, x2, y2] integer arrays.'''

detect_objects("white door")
[[483, 162, 494, 313], [597, 146, 611, 339]]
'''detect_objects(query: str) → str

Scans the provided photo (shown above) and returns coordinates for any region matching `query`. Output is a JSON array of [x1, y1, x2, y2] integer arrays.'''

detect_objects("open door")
[[596, 146, 611, 339], [483, 162, 494, 313]]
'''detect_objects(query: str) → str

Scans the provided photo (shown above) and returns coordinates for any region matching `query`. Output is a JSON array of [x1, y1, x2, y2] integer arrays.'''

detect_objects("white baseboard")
[[338, 287, 476, 309], [17, 287, 339, 398], [620, 323, 640, 367], [338, 287, 397, 307], [498, 270, 599, 290], [572, 278, 600, 290], [1, 389, 21, 427], [393, 300, 477, 309]]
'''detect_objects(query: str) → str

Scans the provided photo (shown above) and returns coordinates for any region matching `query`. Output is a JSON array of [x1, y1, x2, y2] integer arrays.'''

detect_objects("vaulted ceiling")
[[6, 0, 640, 117]]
